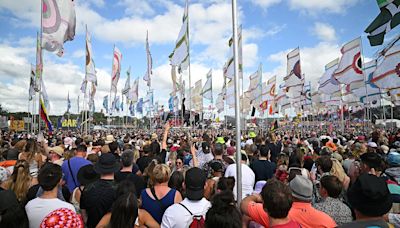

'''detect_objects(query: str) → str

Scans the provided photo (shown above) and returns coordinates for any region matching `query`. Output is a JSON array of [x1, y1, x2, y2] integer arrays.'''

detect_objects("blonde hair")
[[330, 158, 347, 183], [151, 164, 171, 185], [6, 160, 32, 202]]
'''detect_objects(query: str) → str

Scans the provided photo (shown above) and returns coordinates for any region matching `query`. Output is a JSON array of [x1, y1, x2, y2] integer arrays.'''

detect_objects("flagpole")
[[359, 37, 372, 130], [186, 1, 193, 130], [109, 44, 115, 128], [231, 0, 242, 204]]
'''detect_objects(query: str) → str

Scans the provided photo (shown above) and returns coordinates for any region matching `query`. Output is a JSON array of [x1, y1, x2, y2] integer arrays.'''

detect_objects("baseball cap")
[[185, 167, 206, 200]]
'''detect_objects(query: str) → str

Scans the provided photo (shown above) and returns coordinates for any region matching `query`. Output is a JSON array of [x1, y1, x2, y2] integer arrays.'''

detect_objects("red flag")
[[269, 102, 273, 115], [259, 101, 268, 110]]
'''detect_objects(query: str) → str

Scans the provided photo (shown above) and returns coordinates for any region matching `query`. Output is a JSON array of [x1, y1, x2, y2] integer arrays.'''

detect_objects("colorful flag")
[[202, 69, 213, 101], [284, 48, 304, 98], [333, 37, 364, 85], [122, 67, 131, 96], [261, 75, 276, 107], [365, 0, 400, 46], [103, 95, 108, 113], [29, 64, 36, 101], [39, 79, 53, 132], [352, 60, 383, 106], [370, 44, 400, 89], [168, 96, 174, 111], [86, 27, 97, 83], [318, 58, 341, 95], [143, 31, 152, 87], [35, 33, 42, 92], [111, 46, 122, 93], [41, 0, 76, 56], [170, 0, 189, 74], [136, 98, 143, 114], [259, 100, 268, 111], [67, 91, 71, 113]]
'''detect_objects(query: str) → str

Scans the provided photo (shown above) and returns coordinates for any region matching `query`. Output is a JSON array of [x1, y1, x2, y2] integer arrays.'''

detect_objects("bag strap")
[[68, 159, 82, 192], [179, 203, 193, 215], [150, 187, 166, 212]]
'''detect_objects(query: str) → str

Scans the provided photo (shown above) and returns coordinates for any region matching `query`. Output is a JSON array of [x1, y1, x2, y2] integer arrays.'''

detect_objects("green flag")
[[365, 0, 400, 46]]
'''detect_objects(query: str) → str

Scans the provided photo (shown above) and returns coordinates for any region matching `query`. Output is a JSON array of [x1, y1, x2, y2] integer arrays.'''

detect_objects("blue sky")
[[0, 0, 398, 115]]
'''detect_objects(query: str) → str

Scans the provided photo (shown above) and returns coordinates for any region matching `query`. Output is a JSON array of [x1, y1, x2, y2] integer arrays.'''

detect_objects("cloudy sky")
[[0, 0, 397, 116]]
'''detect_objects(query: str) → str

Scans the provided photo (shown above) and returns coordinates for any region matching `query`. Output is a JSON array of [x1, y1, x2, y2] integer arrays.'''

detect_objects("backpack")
[[179, 203, 205, 228]]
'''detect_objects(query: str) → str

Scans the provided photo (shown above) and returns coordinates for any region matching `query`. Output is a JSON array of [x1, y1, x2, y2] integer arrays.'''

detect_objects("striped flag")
[[169, 0, 189, 74], [86, 27, 97, 83], [111, 46, 122, 93], [370, 44, 400, 89], [202, 69, 213, 101], [365, 0, 400, 46], [143, 32, 152, 87], [41, 0, 76, 56], [35, 33, 42, 92]]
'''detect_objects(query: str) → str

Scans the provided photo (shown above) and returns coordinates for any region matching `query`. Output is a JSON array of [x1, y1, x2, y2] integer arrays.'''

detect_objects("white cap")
[[367, 141, 378, 148]]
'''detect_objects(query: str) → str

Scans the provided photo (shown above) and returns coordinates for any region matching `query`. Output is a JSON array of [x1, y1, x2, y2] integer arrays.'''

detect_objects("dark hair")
[[261, 179, 293, 219], [121, 151, 134, 167], [205, 191, 241, 228], [109, 141, 119, 153], [76, 144, 87, 153], [217, 177, 235, 192], [360, 152, 383, 170], [214, 143, 224, 156], [116, 180, 137, 196], [75, 138, 83, 146], [0, 191, 29, 228], [142, 145, 151, 154], [259, 145, 270, 157], [168, 171, 185, 194], [320, 175, 343, 198], [109, 193, 139, 228], [151, 141, 161, 155], [202, 142, 210, 154], [316, 156, 333, 173], [38, 163, 62, 191]]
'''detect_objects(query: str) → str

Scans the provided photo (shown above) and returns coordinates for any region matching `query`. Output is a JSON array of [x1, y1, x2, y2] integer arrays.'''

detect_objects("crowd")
[[1, 123, 400, 227]]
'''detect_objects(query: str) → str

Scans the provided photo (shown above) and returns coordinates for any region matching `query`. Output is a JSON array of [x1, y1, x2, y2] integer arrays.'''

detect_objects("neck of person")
[[258, 156, 267, 161], [355, 211, 384, 221], [75, 152, 86, 158], [214, 155, 223, 160], [101, 173, 114, 180], [121, 165, 133, 172], [40, 186, 59, 199], [270, 217, 291, 226]]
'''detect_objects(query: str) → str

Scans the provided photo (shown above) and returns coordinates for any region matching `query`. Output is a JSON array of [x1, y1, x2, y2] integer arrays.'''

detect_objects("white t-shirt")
[[161, 198, 211, 228], [25, 197, 76, 228], [224, 163, 255, 200]]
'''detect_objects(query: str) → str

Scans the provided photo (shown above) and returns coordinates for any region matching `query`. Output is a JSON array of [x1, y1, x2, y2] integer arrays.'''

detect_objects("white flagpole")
[[231, 0, 242, 204]]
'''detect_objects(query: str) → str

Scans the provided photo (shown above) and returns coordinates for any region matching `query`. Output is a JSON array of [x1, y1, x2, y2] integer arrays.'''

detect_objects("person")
[[0, 166, 10, 190], [48, 146, 64, 166], [115, 150, 145, 196], [18, 138, 45, 181], [70, 164, 99, 213], [0, 189, 29, 228], [202, 143, 228, 178], [61, 144, 91, 193], [141, 164, 182, 224], [250, 145, 276, 182], [25, 163, 76, 228], [196, 141, 214, 169], [261, 179, 301, 227], [241, 175, 336, 228], [5, 159, 34, 203], [314, 175, 352, 225], [205, 190, 242, 228], [161, 167, 211, 228], [168, 170, 185, 196], [137, 145, 153, 173], [340, 173, 393, 228], [224, 153, 255, 199], [267, 133, 282, 163], [80, 153, 118, 228]]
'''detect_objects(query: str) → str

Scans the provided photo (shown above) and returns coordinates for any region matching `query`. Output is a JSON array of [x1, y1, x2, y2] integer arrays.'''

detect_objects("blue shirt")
[[61, 157, 91, 193]]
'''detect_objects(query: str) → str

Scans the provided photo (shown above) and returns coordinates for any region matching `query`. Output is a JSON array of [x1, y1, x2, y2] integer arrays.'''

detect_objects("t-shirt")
[[273, 220, 302, 228], [161, 198, 211, 228], [114, 171, 146, 196], [225, 163, 255, 199], [61, 157, 91, 193], [80, 179, 117, 228], [137, 155, 153, 173], [338, 219, 390, 228], [250, 159, 276, 182], [25, 197, 76, 228], [247, 201, 337, 228]]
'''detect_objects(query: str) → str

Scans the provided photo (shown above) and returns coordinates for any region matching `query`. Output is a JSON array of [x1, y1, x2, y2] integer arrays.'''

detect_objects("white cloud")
[[251, 0, 282, 9], [288, 0, 360, 14], [71, 49, 85, 59], [264, 24, 287, 37], [312, 22, 337, 42], [118, 0, 155, 16]]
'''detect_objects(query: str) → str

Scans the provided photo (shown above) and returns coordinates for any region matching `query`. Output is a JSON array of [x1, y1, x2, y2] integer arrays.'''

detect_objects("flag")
[[120, 98, 124, 111], [86, 27, 97, 83], [136, 98, 143, 113], [202, 69, 213, 101], [248, 64, 262, 103], [370, 44, 400, 89], [103, 95, 108, 113], [143, 31, 152, 87], [170, 0, 189, 73], [122, 67, 131, 96], [270, 120, 278, 132], [41, 0, 76, 56], [129, 102, 135, 116], [333, 38, 364, 85], [225, 79, 235, 108], [365, 0, 400, 46], [318, 58, 341, 95], [111, 46, 122, 93], [192, 80, 203, 112], [80, 80, 87, 94], [67, 91, 71, 113], [260, 100, 268, 110], [77, 95, 80, 113], [130, 79, 139, 103], [261, 75, 276, 107], [216, 93, 224, 113], [171, 65, 177, 95], [352, 60, 383, 105], [29, 64, 35, 101], [39, 79, 53, 132], [114, 96, 120, 112], [225, 25, 243, 80], [284, 48, 304, 98], [35, 33, 42, 92]]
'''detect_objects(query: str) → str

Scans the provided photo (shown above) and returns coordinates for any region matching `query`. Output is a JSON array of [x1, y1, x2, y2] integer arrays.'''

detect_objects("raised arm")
[[162, 122, 171, 150]]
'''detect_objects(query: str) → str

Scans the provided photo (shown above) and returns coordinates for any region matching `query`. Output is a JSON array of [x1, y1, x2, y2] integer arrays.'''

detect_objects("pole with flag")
[[231, 0, 242, 204], [144, 32, 153, 128]]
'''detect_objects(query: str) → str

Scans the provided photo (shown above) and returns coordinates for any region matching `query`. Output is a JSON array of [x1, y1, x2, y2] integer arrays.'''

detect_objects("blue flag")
[[136, 98, 143, 113], [103, 95, 108, 113], [129, 102, 135, 116], [168, 96, 174, 111]]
